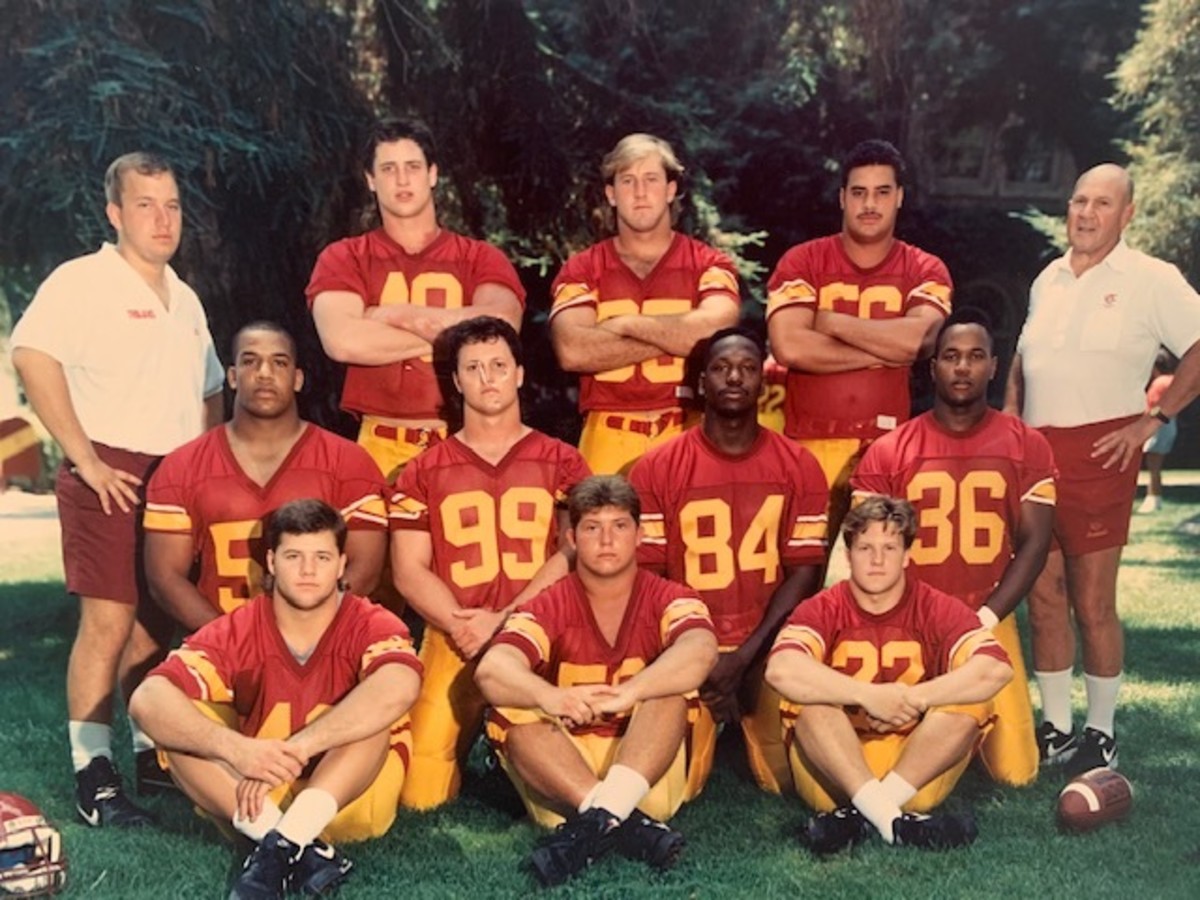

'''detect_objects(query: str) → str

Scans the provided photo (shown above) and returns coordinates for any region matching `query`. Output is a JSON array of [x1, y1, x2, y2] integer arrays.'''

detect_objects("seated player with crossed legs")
[[130, 500, 422, 900], [475, 475, 718, 886], [766, 497, 1012, 854]]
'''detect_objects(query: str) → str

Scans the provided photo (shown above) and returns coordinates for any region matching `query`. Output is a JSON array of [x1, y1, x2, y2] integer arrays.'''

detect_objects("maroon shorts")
[[56, 443, 160, 604], [1039, 416, 1141, 557]]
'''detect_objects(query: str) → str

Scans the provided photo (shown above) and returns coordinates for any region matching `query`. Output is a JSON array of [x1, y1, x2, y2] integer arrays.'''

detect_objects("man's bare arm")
[[1003, 351, 1024, 416], [311, 291, 435, 366], [145, 531, 219, 632], [12, 347, 141, 514], [343, 529, 387, 597], [129, 676, 304, 785], [287, 663, 421, 761], [815, 304, 944, 364], [550, 304, 669, 373], [981, 501, 1054, 623], [907, 654, 1012, 708], [391, 528, 462, 634], [364, 284, 522, 343], [602, 295, 739, 357], [475, 643, 609, 726], [767, 307, 893, 374]]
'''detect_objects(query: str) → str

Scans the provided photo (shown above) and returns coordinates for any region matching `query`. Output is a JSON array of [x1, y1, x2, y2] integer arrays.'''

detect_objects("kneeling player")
[[475, 476, 718, 887], [766, 497, 1012, 854], [130, 499, 422, 899]]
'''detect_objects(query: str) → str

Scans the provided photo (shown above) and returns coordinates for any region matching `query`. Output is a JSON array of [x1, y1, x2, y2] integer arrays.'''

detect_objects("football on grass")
[[1057, 768, 1133, 832]]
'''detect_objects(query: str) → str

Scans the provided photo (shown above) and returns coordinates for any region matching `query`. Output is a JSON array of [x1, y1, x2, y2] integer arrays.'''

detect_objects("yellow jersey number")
[[679, 495, 785, 591], [906, 470, 1007, 566], [816, 283, 904, 317], [594, 298, 693, 383], [441, 488, 555, 588], [209, 520, 266, 614], [832, 639, 926, 686], [379, 271, 464, 362]]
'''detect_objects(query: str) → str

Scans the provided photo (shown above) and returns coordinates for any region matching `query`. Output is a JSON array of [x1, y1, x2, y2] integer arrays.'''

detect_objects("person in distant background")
[[1138, 348, 1178, 514]]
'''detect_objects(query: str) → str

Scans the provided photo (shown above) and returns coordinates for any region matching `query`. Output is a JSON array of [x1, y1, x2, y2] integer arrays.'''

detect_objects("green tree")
[[1115, 0, 1200, 284]]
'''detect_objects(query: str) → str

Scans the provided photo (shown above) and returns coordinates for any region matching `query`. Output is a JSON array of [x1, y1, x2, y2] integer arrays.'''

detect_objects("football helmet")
[[0, 793, 66, 896]]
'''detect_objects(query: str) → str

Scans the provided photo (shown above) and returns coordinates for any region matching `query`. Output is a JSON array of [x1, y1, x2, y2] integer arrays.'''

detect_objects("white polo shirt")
[[1018, 240, 1200, 428], [11, 243, 224, 456]]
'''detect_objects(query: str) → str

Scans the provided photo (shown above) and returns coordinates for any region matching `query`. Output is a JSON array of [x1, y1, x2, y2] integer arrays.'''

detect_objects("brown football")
[[1057, 768, 1133, 832]]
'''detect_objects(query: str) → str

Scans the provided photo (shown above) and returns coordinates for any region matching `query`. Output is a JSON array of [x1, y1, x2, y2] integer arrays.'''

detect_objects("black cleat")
[[134, 748, 178, 797], [892, 811, 978, 850], [528, 807, 621, 887], [616, 810, 685, 870], [290, 838, 353, 896], [1037, 722, 1080, 766], [229, 830, 296, 900], [800, 806, 874, 856], [1064, 727, 1118, 778], [75, 756, 155, 828]]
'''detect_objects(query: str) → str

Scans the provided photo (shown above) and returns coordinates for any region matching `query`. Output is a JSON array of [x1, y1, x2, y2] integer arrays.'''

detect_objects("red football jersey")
[[851, 409, 1057, 609], [144, 424, 388, 614], [388, 431, 591, 611], [491, 570, 714, 736], [151, 592, 421, 742], [305, 228, 526, 420], [765, 235, 952, 439], [771, 578, 1009, 732], [549, 234, 739, 413], [629, 427, 829, 649]]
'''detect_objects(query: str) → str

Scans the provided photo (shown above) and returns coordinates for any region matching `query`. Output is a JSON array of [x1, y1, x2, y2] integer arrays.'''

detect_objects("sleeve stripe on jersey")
[[143, 503, 192, 533], [908, 281, 952, 316], [500, 613, 551, 666], [387, 492, 427, 523], [169, 648, 232, 703], [1021, 478, 1057, 507], [789, 515, 828, 548], [343, 495, 388, 528], [640, 513, 666, 545], [771, 624, 825, 660], [948, 628, 1005, 670], [360, 636, 422, 678], [698, 266, 739, 297], [765, 278, 816, 317], [660, 597, 714, 645], [548, 282, 597, 320], [850, 490, 885, 508]]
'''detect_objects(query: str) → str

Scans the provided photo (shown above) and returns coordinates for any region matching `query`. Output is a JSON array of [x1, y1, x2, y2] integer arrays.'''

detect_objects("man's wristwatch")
[[1148, 405, 1171, 424]]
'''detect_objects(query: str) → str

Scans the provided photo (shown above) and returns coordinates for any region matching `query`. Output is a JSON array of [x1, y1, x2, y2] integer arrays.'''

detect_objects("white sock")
[[1083, 673, 1122, 737], [880, 771, 917, 809], [68, 721, 112, 772], [1033, 668, 1074, 733], [232, 798, 284, 842], [129, 720, 155, 755], [851, 780, 903, 844], [588, 765, 650, 822], [276, 789, 339, 848], [577, 782, 603, 814]]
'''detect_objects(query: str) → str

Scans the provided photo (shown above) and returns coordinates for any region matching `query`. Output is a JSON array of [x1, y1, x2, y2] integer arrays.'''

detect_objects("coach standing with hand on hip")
[[1005, 163, 1200, 777], [11, 152, 224, 828]]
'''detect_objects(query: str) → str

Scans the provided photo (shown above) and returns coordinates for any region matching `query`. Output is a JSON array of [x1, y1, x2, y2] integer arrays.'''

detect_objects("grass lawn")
[[1, 488, 1198, 898]]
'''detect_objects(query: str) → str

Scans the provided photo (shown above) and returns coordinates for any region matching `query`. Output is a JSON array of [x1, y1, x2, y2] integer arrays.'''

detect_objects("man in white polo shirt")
[[11, 152, 224, 827], [1005, 163, 1200, 776]]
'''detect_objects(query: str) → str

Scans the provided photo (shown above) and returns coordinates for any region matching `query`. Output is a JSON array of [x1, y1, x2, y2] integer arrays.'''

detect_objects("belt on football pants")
[[602, 410, 685, 437], [370, 423, 446, 446]]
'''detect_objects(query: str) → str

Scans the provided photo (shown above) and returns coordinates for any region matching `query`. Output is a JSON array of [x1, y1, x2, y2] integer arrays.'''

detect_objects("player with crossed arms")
[[550, 133, 739, 475]]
